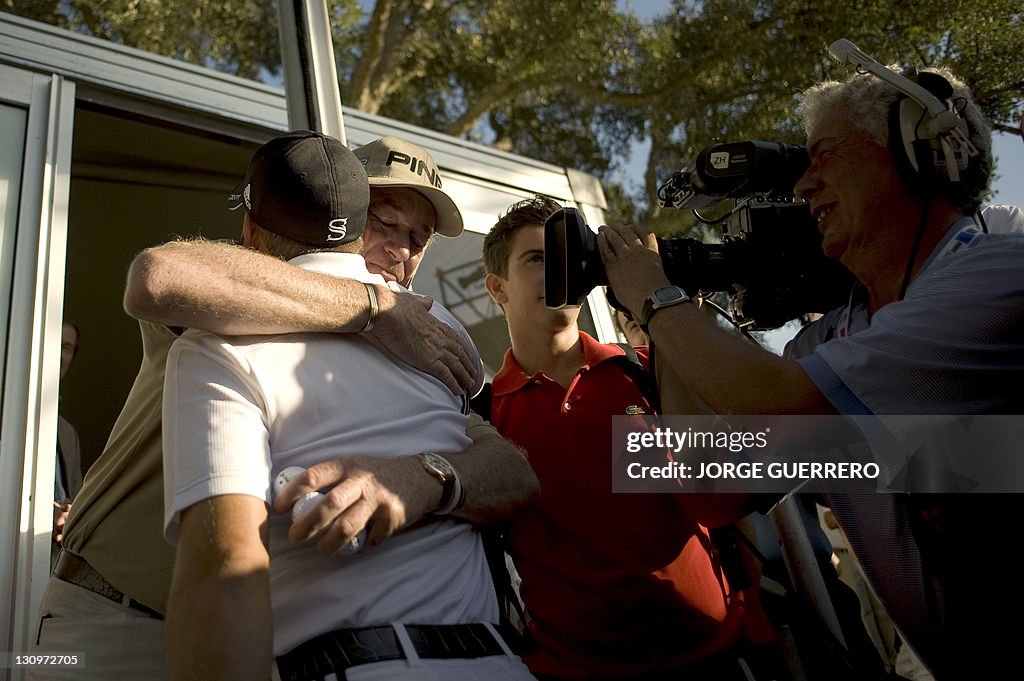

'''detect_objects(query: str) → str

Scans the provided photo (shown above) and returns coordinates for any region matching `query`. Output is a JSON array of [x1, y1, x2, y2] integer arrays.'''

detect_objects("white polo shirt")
[[163, 252, 495, 655]]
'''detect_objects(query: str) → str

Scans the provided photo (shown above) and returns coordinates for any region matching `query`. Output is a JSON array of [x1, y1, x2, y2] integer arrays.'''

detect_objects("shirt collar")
[[917, 216, 980, 277], [492, 331, 631, 396], [839, 215, 979, 336], [287, 252, 401, 291]]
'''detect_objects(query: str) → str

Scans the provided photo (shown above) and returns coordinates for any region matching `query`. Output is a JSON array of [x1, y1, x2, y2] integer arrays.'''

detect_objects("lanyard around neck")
[[836, 223, 983, 338]]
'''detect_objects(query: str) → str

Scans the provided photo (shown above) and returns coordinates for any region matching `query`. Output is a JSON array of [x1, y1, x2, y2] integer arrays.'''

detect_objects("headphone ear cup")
[[889, 96, 930, 191], [888, 72, 971, 193]]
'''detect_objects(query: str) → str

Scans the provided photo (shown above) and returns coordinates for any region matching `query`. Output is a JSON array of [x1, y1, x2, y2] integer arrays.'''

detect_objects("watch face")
[[654, 287, 684, 303], [423, 453, 454, 480]]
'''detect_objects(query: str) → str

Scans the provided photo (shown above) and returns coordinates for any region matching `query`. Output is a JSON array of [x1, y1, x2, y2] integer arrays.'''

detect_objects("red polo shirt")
[[491, 332, 747, 679]]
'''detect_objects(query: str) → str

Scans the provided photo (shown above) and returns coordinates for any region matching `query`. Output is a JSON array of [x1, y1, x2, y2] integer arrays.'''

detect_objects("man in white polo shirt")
[[162, 131, 538, 681]]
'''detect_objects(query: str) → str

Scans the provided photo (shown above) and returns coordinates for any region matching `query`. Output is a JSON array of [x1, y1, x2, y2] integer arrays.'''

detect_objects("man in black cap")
[[162, 131, 538, 681], [33, 131, 537, 681]]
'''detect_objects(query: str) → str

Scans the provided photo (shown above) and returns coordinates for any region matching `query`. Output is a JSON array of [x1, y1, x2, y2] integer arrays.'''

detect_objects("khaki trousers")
[[26, 577, 164, 680]]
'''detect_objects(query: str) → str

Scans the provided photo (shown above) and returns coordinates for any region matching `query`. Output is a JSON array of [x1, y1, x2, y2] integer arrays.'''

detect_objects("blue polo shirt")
[[786, 219, 1024, 679]]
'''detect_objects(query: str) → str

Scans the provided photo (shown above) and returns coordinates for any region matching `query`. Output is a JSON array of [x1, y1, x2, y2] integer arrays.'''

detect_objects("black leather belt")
[[276, 623, 510, 681], [53, 550, 164, 620]]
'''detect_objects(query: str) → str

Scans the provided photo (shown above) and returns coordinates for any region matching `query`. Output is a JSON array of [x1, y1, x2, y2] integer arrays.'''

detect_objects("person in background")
[[53, 320, 83, 561], [481, 195, 776, 681], [614, 307, 648, 348], [979, 203, 1023, 233]]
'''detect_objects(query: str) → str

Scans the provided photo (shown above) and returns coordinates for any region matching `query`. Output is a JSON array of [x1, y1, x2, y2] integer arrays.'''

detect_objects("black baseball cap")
[[228, 130, 370, 247]]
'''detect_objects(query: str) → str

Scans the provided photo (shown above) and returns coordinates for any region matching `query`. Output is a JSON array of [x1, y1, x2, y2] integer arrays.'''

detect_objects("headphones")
[[828, 39, 978, 193]]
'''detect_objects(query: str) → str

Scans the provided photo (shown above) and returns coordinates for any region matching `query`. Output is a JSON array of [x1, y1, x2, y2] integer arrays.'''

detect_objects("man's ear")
[[241, 214, 259, 248], [484, 272, 508, 305]]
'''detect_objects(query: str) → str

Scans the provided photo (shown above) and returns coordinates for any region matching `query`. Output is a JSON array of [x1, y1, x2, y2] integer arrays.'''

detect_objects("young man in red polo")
[[482, 196, 773, 681]]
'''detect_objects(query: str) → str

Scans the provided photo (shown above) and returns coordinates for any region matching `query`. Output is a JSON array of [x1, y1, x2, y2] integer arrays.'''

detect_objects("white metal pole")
[[276, 0, 346, 143], [772, 495, 848, 649]]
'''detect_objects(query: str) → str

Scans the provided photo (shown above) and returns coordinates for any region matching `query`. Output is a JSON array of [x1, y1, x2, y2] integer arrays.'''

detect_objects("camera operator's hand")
[[598, 224, 672, 318]]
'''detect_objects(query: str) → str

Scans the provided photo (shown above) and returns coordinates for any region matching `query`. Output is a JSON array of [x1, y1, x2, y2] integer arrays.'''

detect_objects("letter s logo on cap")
[[327, 218, 348, 241]]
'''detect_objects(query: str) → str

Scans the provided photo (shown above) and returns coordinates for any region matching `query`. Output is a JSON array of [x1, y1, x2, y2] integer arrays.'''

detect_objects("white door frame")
[[0, 63, 75, 677]]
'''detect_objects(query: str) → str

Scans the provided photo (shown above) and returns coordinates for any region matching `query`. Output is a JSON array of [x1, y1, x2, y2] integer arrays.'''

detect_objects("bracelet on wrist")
[[361, 282, 379, 333]]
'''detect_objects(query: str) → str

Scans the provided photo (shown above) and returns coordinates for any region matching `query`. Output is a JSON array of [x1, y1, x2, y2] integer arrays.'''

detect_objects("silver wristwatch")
[[637, 286, 690, 334]]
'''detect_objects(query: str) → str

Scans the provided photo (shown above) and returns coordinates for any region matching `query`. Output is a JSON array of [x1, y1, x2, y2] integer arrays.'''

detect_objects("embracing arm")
[[124, 239, 474, 393], [447, 413, 540, 525], [167, 495, 272, 681], [275, 413, 540, 553]]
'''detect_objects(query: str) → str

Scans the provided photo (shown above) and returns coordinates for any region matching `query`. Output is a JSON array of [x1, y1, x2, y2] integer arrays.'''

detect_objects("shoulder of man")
[[981, 204, 1024, 235], [784, 309, 844, 360]]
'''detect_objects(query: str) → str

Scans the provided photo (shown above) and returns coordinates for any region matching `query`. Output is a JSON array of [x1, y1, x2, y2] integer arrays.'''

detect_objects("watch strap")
[[418, 453, 464, 516], [436, 472, 465, 516]]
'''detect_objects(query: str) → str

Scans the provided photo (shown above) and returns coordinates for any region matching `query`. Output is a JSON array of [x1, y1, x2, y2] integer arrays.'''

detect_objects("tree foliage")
[[626, 0, 1022, 224], [5, 0, 283, 79], [3, 0, 1020, 228]]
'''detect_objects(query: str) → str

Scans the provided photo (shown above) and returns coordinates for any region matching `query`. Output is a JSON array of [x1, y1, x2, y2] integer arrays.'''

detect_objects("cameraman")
[[597, 64, 1022, 681]]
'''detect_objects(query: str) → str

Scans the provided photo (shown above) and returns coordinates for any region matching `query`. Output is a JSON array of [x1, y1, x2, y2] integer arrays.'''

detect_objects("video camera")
[[544, 140, 855, 330]]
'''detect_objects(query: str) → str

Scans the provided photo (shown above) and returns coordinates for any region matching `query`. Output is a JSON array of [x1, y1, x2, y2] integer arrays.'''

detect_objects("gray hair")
[[798, 65, 992, 212]]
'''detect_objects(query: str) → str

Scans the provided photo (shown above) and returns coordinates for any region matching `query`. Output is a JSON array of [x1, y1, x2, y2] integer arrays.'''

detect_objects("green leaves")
[[6, 0, 1020, 226]]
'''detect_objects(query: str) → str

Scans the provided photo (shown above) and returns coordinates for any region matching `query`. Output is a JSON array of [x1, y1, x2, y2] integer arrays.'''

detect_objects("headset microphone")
[[827, 38, 977, 184]]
